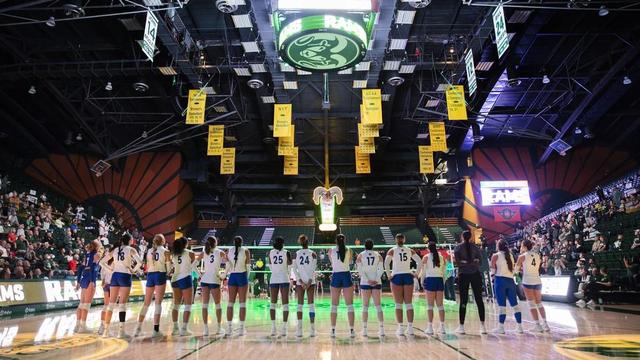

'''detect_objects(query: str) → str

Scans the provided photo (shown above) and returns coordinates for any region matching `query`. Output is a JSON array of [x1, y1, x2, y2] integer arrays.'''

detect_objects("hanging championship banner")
[[207, 125, 224, 156], [273, 104, 292, 137], [186, 89, 206, 124], [358, 133, 375, 154], [283, 147, 298, 175], [418, 145, 435, 174], [492, 4, 509, 59], [428, 122, 447, 152], [355, 146, 371, 174], [445, 85, 468, 120], [358, 123, 379, 138], [465, 50, 477, 96], [362, 89, 382, 124], [220, 148, 235, 175], [278, 125, 295, 156]]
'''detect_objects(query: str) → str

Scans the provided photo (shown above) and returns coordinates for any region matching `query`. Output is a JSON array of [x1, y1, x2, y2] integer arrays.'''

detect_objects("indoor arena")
[[0, 1, 639, 360]]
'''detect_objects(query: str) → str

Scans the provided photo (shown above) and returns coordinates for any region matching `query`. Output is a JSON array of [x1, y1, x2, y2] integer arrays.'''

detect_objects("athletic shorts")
[[110, 272, 132, 287], [79, 274, 93, 289], [172, 275, 192, 290], [201, 282, 221, 289], [423, 277, 444, 292], [523, 284, 542, 290], [330, 271, 353, 288], [228, 272, 248, 287], [296, 280, 316, 287], [103, 284, 110, 293], [360, 284, 382, 290], [146, 272, 167, 287], [269, 282, 290, 289], [391, 273, 414, 286]]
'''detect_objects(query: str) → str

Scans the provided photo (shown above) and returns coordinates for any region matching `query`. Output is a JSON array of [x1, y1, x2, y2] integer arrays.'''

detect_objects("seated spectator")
[[553, 257, 567, 276], [631, 229, 640, 250], [580, 267, 614, 307], [612, 234, 624, 250], [592, 235, 606, 253], [623, 255, 639, 290]]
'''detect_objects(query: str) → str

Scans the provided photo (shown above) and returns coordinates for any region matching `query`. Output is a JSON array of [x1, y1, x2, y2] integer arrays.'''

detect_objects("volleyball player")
[[384, 233, 421, 336], [293, 234, 317, 338], [200, 236, 227, 336], [134, 234, 170, 337], [417, 241, 446, 335], [328, 234, 355, 338], [490, 239, 523, 334], [267, 236, 291, 337], [226, 236, 251, 336], [356, 239, 385, 337], [516, 239, 550, 332], [453, 230, 486, 335], [75, 239, 102, 333], [97, 245, 113, 336], [169, 237, 196, 336], [99, 233, 143, 338]]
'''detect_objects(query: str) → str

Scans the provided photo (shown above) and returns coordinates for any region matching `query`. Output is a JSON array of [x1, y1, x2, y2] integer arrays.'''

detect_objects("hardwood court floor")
[[1, 294, 638, 360]]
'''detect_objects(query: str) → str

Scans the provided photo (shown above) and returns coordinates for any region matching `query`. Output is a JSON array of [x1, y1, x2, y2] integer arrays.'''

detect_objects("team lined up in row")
[[73, 231, 550, 339]]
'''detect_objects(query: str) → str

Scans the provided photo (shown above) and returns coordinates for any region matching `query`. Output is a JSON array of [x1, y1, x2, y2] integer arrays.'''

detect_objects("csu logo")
[[496, 207, 517, 220]]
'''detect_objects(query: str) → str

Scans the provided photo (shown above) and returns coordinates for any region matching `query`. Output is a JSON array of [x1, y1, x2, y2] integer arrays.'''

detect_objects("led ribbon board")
[[277, 14, 372, 72], [480, 180, 532, 206]]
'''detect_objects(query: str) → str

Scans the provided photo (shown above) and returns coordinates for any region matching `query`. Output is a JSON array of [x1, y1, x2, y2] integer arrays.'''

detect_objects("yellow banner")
[[445, 85, 467, 120], [355, 146, 371, 174], [358, 123, 379, 138], [207, 125, 224, 156], [186, 89, 206, 124], [428, 122, 447, 152], [419, 145, 435, 174], [278, 125, 295, 156], [359, 144, 375, 154], [174, 230, 184, 239], [358, 133, 375, 153], [273, 104, 292, 137], [283, 147, 298, 175], [220, 147, 235, 175], [362, 89, 382, 124]]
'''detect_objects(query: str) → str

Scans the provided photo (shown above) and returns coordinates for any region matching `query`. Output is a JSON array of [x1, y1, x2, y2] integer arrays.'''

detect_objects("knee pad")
[[512, 304, 521, 313], [184, 305, 192, 312], [154, 304, 162, 316], [282, 303, 289, 312], [118, 303, 127, 312], [362, 302, 370, 311], [375, 305, 382, 313], [395, 303, 403, 310], [239, 303, 246, 309], [434, 304, 442, 312], [170, 303, 178, 312], [297, 304, 303, 312], [536, 303, 544, 310], [347, 305, 354, 313], [105, 304, 114, 313], [426, 303, 434, 310], [330, 305, 338, 314], [527, 301, 537, 309], [215, 303, 222, 310], [270, 303, 277, 311], [405, 303, 413, 311], [308, 304, 315, 313], [499, 306, 507, 315]]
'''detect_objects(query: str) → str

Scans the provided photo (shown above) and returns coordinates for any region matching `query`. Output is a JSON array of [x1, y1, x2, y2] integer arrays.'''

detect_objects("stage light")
[[383, 60, 401, 71], [28, 85, 36, 95], [232, 14, 252, 28], [395, 10, 416, 25], [389, 39, 408, 50], [142, 131, 148, 138], [598, 5, 609, 16], [542, 74, 550, 84], [353, 79, 368, 88], [261, 96, 276, 104], [398, 64, 416, 74], [288, 194, 293, 200], [574, 127, 582, 135], [361, 193, 366, 199], [283, 81, 298, 90], [46, 16, 56, 27], [233, 67, 251, 76], [76, 133, 83, 141], [623, 76, 632, 85], [105, 81, 112, 91], [249, 63, 267, 73], [241, 41, 260, 53]]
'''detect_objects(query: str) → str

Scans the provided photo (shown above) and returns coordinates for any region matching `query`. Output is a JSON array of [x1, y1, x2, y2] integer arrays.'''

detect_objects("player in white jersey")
[[417, 242, 447, 335], [133, 234, 171, 337], [384, 233, 422, 336], [328, 234, 355, 338], [225, 236, 251, 336], [267, 237, 292, 337], [516, 239, 549, 332], [97, 244, 113, 336], [99, 233, 143, 338], [198, 236, 227, 336], [356, 239, 385, 337], [169, 237, 196, 336], [490, 239, 523, 334], [293, 234, 317, 338]]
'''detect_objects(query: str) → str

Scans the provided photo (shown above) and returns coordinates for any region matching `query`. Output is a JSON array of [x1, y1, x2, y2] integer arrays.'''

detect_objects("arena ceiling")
[[0, 0, 639, 218]]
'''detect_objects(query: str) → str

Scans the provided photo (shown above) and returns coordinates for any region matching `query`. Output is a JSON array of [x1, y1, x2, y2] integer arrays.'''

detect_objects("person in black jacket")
[[453, 230, 486, 335]]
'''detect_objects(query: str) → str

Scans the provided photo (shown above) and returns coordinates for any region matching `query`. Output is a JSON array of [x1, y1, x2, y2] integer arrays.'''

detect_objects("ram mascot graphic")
[[290, 34, 351, 70], [312, 186, 343, 232]]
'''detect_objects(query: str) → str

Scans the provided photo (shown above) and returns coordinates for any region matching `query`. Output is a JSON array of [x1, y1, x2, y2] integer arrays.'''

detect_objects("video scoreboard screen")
[[480, 180, 531, 206]]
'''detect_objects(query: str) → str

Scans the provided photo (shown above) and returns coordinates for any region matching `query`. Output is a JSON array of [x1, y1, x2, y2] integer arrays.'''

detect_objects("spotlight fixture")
[[623, 76, 632, 85], [132, 80, 149, 93], [45, 16, 56, 27], [598, 5, 609, 17], [448, 45, 455, 54], [141, 130, 148, 138], [28, 85, 36, 95], [408, 0, 431, 9], [288, 194, 293, 201], [76, 133, 83, 141], [105, 81, 112, 91], [246, 78, 264, 89], [574, 127, 582, 135], [542, 74, 550, 84], [216, 0, 238, 13], [361, 193, 366, 200], [63, 1, 85, 18], [386, 75, 405, 87], [507, 127, 514, 134]]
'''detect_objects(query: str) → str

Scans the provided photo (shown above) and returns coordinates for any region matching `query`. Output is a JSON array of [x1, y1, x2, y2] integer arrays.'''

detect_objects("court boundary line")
[[414, 327, 476, 360]]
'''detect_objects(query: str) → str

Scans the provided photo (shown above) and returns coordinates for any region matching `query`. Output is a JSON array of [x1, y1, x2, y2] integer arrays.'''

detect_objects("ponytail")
[[429, 241, 440, 268], [498, 240, 513, 272], [336, 234, 346, 263], [233, 236, 243, 264], [461, 230, 472, 262]]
